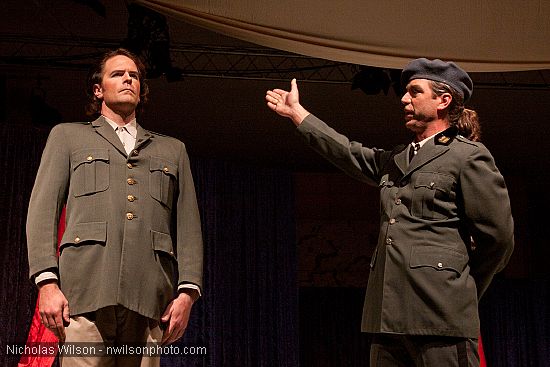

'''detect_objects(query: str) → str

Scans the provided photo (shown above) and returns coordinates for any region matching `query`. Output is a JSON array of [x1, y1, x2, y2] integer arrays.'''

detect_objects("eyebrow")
[[408, 84, 423, 92], [109, 69, 139, 76]]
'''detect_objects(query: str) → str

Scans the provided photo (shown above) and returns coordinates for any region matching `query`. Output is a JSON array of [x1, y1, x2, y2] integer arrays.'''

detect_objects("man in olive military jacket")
[[266, 59, 514, 366], [27, 49, 203, 366]]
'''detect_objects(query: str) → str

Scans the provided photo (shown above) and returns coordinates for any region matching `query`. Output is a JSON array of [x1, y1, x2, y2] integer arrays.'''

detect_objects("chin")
[[405, 121, 421, 132]]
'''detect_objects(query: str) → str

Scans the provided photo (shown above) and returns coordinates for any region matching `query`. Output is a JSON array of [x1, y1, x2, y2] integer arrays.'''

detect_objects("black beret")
[[401, 58, 473, 101]]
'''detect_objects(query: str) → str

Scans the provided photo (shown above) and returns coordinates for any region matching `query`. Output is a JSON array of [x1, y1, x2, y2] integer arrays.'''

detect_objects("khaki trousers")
[[59, 306, 162, 367]]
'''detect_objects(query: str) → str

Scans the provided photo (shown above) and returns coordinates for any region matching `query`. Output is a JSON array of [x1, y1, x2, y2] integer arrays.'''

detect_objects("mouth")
[[120, 89, 135, 94]]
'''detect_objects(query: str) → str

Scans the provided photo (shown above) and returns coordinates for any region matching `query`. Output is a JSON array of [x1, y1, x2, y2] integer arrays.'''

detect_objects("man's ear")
[[437, 93, 452, 111], [93, 84, 103, 99]]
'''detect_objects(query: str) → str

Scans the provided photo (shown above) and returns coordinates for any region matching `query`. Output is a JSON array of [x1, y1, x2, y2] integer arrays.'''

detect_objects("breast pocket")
[[71, 149, 109, 197], [149, 157, 178, 209], [411, 172, 456, 220]]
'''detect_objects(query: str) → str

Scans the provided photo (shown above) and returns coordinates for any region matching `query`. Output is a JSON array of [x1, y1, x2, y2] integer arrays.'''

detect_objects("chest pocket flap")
[[60, 221, 107, 251], [149, 157, 178, 208], [411, 172, 456, 219], [70, 149, 110, 196], [414, 172, 455, 195]]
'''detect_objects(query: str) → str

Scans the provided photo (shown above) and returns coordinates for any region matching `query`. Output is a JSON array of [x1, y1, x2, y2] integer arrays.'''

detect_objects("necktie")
[[409, 142, 420, 164], [116, 126, 135, 155]]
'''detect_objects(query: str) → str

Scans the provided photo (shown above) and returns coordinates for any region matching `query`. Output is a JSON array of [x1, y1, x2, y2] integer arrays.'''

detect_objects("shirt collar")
[[103, 116, 137, 139], [413, 132, 438, 149]]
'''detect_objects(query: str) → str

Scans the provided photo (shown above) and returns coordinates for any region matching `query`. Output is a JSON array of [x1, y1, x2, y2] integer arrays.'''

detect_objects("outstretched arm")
[[265, 79, 310, 126]]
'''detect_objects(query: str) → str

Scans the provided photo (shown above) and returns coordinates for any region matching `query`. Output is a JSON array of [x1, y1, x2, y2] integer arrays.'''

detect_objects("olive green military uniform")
[[297, 114, 514, 338], [27, 116, 203, 321]]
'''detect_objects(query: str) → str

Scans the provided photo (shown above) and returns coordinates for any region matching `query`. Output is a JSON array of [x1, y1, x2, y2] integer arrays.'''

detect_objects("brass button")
[[87, 156, 93, 161], [126, 212, 134, 220], [74, 237, 81, 243], [132, 149, 139, 156], [430, 182, 435, 189], [163, 167, 169, 173], [127, 163, 133, 169], [127, 178, 135, 185], [437, 262, 443, 268], [127, 195, 135, 202], [395, 198, 401, 205], [386, 238, 393, 245], [389, 218, 396, 225]]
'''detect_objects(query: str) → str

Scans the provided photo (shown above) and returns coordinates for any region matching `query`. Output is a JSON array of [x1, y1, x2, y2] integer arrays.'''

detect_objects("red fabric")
[[18, 208, 65, 367], [479, 334, 487, 367]]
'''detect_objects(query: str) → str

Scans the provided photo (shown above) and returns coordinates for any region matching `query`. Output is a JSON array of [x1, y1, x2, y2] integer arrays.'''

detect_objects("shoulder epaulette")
[[434, 126, 458, 146]]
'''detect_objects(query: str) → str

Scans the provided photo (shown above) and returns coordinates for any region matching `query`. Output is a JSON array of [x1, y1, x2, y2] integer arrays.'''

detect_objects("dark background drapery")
[[0, 123, 48, 367]]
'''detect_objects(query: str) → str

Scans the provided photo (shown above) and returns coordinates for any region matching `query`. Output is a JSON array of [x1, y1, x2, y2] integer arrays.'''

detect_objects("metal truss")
[[0, 34, 359, 83], [1, 34, 549, 89], [169, 44, 359, 83]]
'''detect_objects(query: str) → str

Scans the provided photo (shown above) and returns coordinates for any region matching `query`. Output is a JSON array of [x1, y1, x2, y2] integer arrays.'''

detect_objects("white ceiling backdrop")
[[136, 0, 550, 71]]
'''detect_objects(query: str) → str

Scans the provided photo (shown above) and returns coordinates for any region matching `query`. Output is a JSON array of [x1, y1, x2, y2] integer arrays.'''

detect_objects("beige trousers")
[[59, 306, 162, 367]]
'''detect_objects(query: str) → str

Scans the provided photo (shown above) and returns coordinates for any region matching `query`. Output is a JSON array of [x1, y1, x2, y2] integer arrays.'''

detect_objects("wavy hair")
[[430, 80, 481, 142], [85, 48, 149, 116]]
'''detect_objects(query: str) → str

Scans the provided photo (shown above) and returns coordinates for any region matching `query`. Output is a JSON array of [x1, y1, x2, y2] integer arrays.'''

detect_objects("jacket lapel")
[[134, 123, 153, 150], [406, 138, 449, 174], [393, 148, 408, 176], [92, 116, 127, 157]]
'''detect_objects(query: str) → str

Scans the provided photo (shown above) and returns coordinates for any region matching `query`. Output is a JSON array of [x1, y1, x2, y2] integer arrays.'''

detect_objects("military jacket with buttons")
[[297, 114, 514, 338], [27, 116, 203, 320]]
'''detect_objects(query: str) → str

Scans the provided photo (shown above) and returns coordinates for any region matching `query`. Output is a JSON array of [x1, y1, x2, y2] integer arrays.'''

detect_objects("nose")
[[123, 71, 133, 84], [401, 92, 411, 105]]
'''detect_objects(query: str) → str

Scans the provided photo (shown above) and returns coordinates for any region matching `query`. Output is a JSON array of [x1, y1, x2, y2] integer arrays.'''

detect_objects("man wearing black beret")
[[266, 58, 514, 366]]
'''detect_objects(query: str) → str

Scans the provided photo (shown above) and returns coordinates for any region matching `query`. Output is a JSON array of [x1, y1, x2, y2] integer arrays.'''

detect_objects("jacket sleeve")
[[296, 114, 384, 185], [26, 124, 70, 280], [175, 142, 204, 290], [460, 143, 514, 298]]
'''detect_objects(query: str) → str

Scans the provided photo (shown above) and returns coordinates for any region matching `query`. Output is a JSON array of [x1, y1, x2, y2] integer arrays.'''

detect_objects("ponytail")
[[457, 108, 481, 142], [430, 81, 482, 142]]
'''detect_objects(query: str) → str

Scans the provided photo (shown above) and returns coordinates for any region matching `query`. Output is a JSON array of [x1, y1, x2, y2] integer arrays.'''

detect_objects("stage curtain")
[[134, 0, 550, 71], [479, 278, 550, 367], [0, 124, 51, 367], [162, 158, 298, 367]]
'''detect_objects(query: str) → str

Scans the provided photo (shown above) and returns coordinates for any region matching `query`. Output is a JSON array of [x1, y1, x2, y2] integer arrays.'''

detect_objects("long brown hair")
[[430, 80, 481, 142], [85, 48, 149, 116]]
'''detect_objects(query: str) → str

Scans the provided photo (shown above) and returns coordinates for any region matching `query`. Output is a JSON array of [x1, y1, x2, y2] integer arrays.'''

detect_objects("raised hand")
[[265, 79, 310, 126]]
